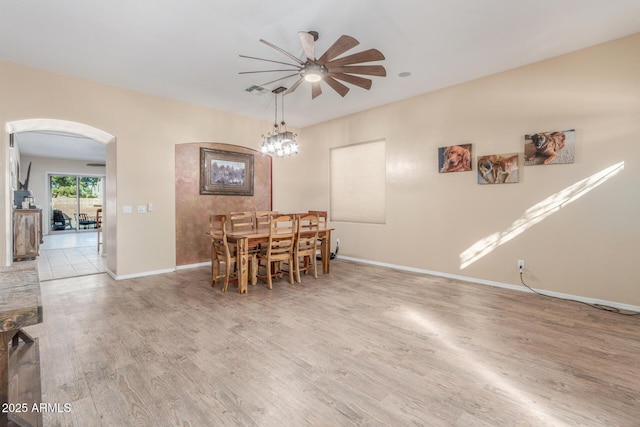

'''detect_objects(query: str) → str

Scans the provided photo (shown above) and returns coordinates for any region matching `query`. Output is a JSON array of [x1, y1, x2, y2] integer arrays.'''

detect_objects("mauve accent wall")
[[175, 142, 272, 266]]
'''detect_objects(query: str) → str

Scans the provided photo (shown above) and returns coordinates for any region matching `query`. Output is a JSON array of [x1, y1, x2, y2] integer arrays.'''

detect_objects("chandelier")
[[260, 87, 298, 157]]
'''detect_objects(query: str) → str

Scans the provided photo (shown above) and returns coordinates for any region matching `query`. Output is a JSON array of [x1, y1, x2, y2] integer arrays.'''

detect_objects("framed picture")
[[200, 148, 254, 196], [438, 144, 472, 173], [524, 129, 575, 166], [477, 153, 519, 184]]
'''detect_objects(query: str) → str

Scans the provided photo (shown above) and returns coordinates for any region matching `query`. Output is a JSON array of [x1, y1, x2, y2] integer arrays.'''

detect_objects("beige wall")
[[272, 34, 640, 307], [1, 60, 270, 276], [174, 143, 272, 266], [2, 34, 638, 306]]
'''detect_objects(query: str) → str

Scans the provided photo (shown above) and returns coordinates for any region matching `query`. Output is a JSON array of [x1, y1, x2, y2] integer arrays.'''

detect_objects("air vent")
[[245, 85, 270, 95]]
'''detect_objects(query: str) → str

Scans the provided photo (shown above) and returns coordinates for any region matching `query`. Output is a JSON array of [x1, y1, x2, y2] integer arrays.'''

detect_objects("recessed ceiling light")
[[398, 71, 412, 78]]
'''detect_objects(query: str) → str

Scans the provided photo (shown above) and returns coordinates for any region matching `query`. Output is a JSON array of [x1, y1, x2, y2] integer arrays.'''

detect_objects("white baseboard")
[[337, 255, 640, 313], [107, 267, 176, 280], [176, 261, 211, 270]]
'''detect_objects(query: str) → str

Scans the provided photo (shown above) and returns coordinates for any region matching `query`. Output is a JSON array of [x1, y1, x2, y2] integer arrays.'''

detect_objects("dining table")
[[225, 225, 334, 294]]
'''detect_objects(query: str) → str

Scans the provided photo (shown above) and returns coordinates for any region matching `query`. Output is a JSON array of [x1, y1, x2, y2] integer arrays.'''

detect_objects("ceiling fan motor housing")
[[301, 61, 327, 82]]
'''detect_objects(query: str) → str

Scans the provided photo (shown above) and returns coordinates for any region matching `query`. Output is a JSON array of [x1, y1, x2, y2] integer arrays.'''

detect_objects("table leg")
[[322, 230, 332, 274], [237, 238, 248, 294]]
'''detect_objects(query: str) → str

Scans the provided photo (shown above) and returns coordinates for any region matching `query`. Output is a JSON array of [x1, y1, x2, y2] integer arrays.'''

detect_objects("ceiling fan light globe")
[[304, 72, 323, 82]]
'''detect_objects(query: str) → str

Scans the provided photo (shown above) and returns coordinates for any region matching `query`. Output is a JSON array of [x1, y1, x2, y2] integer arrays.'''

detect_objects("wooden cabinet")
[[13, 209, 42, 261]]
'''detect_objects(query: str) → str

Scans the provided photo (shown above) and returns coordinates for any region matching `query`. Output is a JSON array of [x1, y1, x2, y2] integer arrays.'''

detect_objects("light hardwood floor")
[[23, 259, 640, 426]]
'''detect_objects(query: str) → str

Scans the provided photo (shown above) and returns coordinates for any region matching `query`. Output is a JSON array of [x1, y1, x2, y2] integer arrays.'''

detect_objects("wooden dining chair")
[[256, 214, 296, 289], [230, 211, 254, 232], [308, 210, 328, 265], [254, 210, 278, 229], [294, 214, 319, 283], [210, 214, 237, 292]]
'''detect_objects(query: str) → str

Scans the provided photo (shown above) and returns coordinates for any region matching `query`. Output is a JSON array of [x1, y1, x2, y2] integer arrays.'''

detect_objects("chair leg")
[[295, 255, 302, 283], [212, 259, 220, 287], [222, 261, 232, 292], [266, 261, 273, 290], [288, 256, 295, 285], [310, 254, 318, 279]]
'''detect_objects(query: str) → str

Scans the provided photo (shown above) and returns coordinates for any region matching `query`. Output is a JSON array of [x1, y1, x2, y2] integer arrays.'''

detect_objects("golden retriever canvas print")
[[477, 153, 519, 184], [524, 129, 575, 165], [439, 144, 472, 173]]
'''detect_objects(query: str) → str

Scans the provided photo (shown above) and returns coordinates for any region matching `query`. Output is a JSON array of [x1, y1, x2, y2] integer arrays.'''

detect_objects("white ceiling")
[[2, 0, 640, 161]]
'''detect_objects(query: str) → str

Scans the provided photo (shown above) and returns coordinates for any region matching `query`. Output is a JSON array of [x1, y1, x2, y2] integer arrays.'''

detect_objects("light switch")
[[123, 205, 132, 214], [148, 202, 153, 212]]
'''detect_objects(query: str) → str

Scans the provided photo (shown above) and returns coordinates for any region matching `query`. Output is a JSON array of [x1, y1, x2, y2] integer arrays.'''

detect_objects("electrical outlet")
[[336, 238, 340, 245], [518, 260, 525, 270]]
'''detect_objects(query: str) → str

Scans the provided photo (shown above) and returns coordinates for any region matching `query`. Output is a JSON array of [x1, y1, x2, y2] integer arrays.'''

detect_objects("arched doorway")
[[4, 119, 116, 273]]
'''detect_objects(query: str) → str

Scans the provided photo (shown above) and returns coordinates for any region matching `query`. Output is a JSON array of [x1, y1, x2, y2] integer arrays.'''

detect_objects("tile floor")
[[37, 231, 106, 281]]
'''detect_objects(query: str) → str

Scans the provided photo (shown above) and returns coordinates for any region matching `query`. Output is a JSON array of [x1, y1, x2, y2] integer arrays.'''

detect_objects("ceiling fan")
[[240, 31, 386, 99]]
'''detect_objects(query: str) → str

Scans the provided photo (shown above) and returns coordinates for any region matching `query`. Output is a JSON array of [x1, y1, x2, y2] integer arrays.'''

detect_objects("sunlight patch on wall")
[[460, 162, 625, 269]]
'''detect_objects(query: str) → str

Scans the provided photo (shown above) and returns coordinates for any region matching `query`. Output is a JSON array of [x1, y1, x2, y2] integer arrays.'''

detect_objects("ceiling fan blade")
[[317, 35, 359, 64], [330, 65, 387, 77], [327, 72, 372, 90], [323, 76, 350, 97], [311, 81, 322, 99], [299, 31, 315, 60], [258, 73, 300, 87], [325, 49, 385, 68], [239, 69, 299, 74], [285, 77, 304, 95], [260, 39, 305, 65], [239, 55, 300, 68]]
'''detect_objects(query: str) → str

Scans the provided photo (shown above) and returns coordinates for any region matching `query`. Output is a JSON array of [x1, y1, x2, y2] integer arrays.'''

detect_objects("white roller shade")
[[330, 139, 386, 224]]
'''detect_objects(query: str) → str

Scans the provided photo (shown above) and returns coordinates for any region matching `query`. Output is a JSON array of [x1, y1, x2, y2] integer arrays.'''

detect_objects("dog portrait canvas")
[[524, 129, 575, 166], [477, 153, 519, 184], [438, 144, 472, 173]]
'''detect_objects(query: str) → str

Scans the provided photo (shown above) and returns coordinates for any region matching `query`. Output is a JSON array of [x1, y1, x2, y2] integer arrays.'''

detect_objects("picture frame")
[[477, 153, 519, 184], [438, 144, 473, 173], [200, 148, 254, 196], [524, 129, 575, 166]]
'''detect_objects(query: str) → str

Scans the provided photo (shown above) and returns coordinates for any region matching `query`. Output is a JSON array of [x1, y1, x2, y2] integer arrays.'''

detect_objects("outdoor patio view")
[[50, 175, 103, 232]]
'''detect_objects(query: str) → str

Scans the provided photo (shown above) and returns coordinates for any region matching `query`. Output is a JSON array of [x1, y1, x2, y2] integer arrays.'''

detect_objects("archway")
[[4, 119, 116, 270]]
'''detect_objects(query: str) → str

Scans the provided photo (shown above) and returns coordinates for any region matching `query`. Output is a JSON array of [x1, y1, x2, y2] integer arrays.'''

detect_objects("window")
[[330, 139, 386, 224]]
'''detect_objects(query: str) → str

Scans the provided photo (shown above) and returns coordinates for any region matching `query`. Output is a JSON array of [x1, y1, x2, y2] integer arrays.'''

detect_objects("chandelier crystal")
[[261, 87, 298, 157]]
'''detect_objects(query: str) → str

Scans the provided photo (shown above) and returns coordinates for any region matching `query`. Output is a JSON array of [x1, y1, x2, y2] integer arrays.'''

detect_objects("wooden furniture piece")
[[256, 215, 296, 290], [225, 222, 333, 294], [0, 261, 43, 427], [308, 210, 330, 273], [229, 211, 254, 232], [52, 209, 72, 230], [13, 209, 42, 261], [96, 208, 103, 252], [294, 214, 319, 283], [254, 211, 278, 229], [210, 215, 238, 292], [75, 212, 97, 229]]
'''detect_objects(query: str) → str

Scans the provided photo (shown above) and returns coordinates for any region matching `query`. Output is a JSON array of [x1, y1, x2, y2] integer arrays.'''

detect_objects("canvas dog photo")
[[524, 129, 575, 166], [477, 153, 519, 184], [439, 144, 472, 173]]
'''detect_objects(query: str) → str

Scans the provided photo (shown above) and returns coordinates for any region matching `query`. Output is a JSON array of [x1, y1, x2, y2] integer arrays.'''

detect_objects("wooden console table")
[[0, 262, 43, 426]]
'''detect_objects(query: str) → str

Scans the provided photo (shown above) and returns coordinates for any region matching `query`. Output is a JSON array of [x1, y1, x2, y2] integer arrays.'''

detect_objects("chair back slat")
[[255, 210, 278, 229], [267, 214, 295, 260], [210, 214, 230, 259], [308, 210, 327, 228], [230, 211, 254, 232], [296, 214, 319, 252]]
